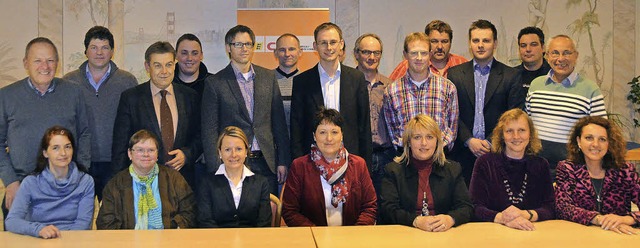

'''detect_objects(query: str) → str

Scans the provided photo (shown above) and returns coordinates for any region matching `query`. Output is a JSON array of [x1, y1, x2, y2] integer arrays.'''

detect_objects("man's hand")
[[467, 138, 490, 157], [5, 181, 20, 209], [277, 165, 288, 184], [166, 149, 186, 171]]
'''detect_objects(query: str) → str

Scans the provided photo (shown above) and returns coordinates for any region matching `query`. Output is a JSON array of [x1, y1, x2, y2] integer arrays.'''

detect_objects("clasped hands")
[[495, 205, 535, 231], [414, 214, 455, 232], [592, 214, 637, 235]]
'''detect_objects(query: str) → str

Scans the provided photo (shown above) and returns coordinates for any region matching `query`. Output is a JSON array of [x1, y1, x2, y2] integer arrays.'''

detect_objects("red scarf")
[[310, 143, 349, 208]]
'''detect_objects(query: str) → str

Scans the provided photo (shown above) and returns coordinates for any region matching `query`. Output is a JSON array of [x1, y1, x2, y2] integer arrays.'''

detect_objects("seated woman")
[[469, 109, 554, 231], [556, 116, 640, 234], [198, 126, 271, 227], [6, 126, 94, 238], [97, 130, 195, 229], [379, 114, 472, 232], [282, 108, 376, 226]]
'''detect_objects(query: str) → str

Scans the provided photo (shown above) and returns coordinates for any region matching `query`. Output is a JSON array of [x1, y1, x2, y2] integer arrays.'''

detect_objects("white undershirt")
[[321, 176, 343, 226], [215, 164, 255, 209]]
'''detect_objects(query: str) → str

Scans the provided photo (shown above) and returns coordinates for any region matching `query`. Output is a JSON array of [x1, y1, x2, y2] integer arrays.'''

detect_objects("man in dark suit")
[[290, 22, 372, 166], [447, 20, 524, 185], [112, 41, 201, 189], [201, 25, 290, 196]]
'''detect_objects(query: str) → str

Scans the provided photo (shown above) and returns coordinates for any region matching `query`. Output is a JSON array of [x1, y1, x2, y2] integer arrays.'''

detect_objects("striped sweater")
[[525, 72, 607, 144]]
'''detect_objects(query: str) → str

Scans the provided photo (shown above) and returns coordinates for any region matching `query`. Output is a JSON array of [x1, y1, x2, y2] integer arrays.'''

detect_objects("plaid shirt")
[[383, 72, 458, 149]]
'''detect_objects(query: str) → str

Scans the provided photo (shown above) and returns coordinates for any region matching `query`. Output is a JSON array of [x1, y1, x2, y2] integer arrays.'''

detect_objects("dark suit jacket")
[[111, 82, 201, 185], [197, 172, 272, 228], [447, 59, 523, 181], [281, 154, 377, 226], [379, 160, 473, 226], [96, 165, 196, 229], [202, 63, 290, 173], [290, 64, 372, 165]]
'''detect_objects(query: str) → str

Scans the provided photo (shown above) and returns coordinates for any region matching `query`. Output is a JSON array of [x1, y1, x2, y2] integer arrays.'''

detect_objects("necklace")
[[504, 173, 528, 204]]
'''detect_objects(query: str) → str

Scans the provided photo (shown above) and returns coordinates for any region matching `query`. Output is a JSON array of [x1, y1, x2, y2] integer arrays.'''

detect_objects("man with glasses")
[[353, 33, 393, 199], [383, 32, 458, 155], [389, 20, 467, 81], [526, 35, 607, 177], [447, 20, 523, 185], [202, 25, 289, 196], [63, 26, 138, 200], [290, 22, 372, 165], [112, 41, 201, 190]]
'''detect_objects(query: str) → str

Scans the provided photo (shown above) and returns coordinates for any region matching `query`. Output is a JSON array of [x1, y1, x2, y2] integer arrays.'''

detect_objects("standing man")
[[290, 22, 372, 165], [112, 41, 201, 189], [516, 26, 551, 89], [384, 32, 458, 152], [353, 33, 393, 197], [63, 26, 138, 200], [202, 25, 290, 196], [173, 33, 212, 97], [0, 37, 90, 214], [526, 35, 607, 176], [274, 33, 303, 130], [447, 20, 523, 185], [389, 20, 467, 81]]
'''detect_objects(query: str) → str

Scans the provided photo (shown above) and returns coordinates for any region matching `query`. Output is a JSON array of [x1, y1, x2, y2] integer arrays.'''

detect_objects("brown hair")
[[566, 116, 626, 169], [490, 108, 542, 155], [128, 129, 160, 150], [34, 126, 87, 174]]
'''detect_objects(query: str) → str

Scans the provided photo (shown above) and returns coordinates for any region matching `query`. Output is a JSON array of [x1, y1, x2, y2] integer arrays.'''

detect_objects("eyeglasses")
[[407, 50, 429, 59], [548, 50, 574, 59], [317, 40, 341, 48], [130, 148, 158, 155], [229, 42, 254, 48], [358, 49, 382, 57]]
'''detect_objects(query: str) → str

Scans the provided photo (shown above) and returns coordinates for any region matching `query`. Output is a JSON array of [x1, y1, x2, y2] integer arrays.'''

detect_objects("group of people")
[[0, 16, 638, 240]]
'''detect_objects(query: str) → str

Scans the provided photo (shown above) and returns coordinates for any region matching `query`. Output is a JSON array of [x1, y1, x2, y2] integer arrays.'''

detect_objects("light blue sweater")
[[5, 162, 95, 237]]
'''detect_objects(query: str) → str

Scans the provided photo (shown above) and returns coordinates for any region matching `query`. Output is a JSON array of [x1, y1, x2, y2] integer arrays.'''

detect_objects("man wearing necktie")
[[111, 41, 201, 189]]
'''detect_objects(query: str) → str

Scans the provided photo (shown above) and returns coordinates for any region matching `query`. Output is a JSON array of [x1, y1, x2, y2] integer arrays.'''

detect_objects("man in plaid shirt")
[[383, 32, 459, 152]]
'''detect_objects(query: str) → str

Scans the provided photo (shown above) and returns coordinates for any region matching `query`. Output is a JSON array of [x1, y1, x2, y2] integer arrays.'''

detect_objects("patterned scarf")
[[310, 143, 349, 208], [129, 164, 163, 230]]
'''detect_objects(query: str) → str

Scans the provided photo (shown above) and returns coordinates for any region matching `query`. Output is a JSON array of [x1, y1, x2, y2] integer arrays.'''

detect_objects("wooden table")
[[311, 221, 640, 248], [0, 227, 316, 248], [2, 221, 639, 247]]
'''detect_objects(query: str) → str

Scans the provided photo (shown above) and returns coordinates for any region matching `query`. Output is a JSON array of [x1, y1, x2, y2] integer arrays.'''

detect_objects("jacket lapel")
[[462, 63, 476, 109], [140, 82, 162, 136], [223, 64, 252, 122], [173, 86, 186, 148], [309, 64, 325, 108], [484, 61, 503, 105]]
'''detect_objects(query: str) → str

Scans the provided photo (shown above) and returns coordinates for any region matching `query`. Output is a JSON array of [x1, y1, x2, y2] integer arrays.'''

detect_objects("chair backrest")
[[269, 193, 282, 227], [92, 196, 100, 230], [0, 178, 4, 231]]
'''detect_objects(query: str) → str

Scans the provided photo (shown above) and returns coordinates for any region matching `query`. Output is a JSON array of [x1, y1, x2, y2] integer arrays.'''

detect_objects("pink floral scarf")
[[310, 143, 349, 208]]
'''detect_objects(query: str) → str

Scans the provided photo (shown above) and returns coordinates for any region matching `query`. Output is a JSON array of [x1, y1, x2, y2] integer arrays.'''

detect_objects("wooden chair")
[[0, 178, 4, 231], [269, 194, 282, 227], [92, 196, 100, 230]]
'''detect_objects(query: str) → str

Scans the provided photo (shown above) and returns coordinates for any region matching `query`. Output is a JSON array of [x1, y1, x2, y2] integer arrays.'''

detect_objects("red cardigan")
[[282, 154, 377, 226]]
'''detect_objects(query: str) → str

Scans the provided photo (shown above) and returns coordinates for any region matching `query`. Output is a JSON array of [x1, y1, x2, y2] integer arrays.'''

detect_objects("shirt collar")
[[214, 164, 255, 181], [231, 63, 255, 82], [473, 59, 493, 75], [27, 78, 56, 96], [149, 81, 174, 96], [545, 69, 579, 87], [318, 62, 342, 79]]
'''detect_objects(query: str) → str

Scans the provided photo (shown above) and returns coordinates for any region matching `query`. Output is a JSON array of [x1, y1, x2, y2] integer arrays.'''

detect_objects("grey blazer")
[[201, 63, 290, 173]]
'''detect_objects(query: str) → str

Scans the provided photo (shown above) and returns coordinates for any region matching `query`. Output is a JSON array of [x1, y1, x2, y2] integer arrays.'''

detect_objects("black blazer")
[[447, 60, 523, 182], [290, 63, 372, 165], [201, 64, 290, 173], [197, 172, 272, 228], [379, 160, 473, 226], [111, 82, 201, 183]]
